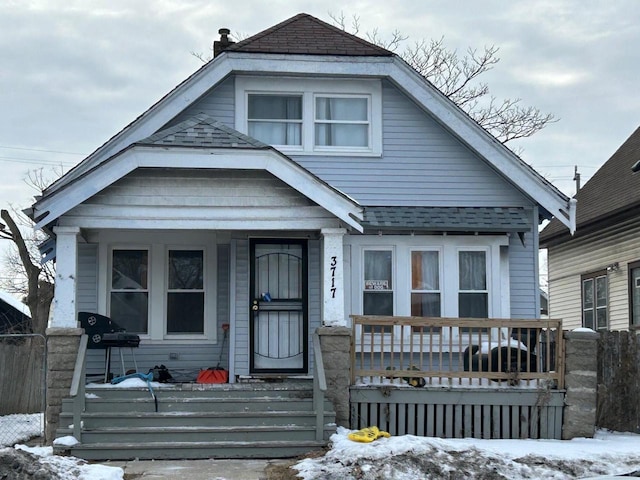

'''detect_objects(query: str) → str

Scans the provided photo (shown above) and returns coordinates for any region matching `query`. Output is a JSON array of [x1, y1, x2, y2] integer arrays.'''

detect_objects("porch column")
[[321, 228, 346, 327], [52, 226, 80, 328]]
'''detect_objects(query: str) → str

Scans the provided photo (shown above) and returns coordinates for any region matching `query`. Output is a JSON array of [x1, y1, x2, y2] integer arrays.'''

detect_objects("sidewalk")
[[107, 458, 293, 479]]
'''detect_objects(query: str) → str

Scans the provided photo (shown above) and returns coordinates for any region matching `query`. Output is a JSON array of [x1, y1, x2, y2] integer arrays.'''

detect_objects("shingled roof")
[[540, 125, 640, 246], [363, 206, 532, 233], [226, 13, 394, 56], [136, 114, 269, 149]]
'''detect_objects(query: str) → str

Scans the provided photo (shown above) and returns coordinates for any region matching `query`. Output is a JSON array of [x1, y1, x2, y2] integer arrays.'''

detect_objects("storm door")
[[250, 239, 308, 373]]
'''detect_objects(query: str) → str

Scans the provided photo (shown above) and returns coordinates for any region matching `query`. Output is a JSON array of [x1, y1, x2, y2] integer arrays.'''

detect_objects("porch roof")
[[137, 114, 269, 149], [33, 115, 364, 233], [362, 206, 532, 234]]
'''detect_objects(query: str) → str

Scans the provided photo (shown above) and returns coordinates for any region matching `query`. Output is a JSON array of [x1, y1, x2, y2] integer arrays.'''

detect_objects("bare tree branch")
[[328, 13, 556, 143]]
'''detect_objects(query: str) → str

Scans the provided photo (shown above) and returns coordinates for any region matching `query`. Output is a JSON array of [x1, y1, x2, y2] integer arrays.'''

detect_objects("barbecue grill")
[[78, 311, 140, 382]]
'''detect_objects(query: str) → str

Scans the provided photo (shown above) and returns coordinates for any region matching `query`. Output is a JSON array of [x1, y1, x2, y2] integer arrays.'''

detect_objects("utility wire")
[[0, 156, 76, 166], [0, 145, 86, 156]]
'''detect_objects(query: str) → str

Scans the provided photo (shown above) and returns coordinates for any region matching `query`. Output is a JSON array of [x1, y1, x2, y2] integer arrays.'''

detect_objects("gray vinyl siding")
[[547, 217, 640, 331], [163, 75, 531, 208], [84, 344, 220, 382], [292, 80, 530, 207], [85, 243, 232, 381], [163, 76, 235, 129], [64, 168, 341, 229], [307, 238, 321, 374], [233, 237, 250, 376], [509, 231, 538, 319], [77, 244, 98, 313]]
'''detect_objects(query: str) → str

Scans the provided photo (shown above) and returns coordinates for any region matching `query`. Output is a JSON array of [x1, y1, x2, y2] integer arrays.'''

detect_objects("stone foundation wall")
[[45, 328, 83, 444], [317, 326, 351, 427]]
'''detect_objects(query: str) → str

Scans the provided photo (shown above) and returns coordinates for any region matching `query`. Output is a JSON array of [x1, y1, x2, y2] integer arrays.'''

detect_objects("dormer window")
[[315, 96, 369, 148], [248, 94, 302, 146], [236, 76, 381, 156]]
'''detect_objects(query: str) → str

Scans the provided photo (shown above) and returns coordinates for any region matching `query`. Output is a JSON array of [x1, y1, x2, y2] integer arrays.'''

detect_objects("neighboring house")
[[0, 290, 31, 334], [540, 126, 640, 331], [30, 14, 576, 452]]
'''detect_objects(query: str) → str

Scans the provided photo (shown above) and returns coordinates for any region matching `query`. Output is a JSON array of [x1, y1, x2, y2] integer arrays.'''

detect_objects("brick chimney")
[[213, 28, 234, 57]]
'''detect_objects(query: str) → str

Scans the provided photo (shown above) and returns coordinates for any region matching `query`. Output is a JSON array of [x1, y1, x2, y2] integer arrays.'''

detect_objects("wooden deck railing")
[[350, 316, 564, 389]]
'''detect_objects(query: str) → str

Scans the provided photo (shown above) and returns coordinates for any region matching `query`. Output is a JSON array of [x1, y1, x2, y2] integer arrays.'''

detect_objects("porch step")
[[56, 424, 334, 444], [63, 395, 324, 414], [58, 410, 335, 428], [59, 440, 328, 460], [55, 382, 336, 460]]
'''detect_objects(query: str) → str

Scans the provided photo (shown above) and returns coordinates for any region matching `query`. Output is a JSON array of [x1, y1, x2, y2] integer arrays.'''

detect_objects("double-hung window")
[[167, 249, 205, 334], [248, 94, 302, 146], [236, 77, 382, 155], [458, 250, 488, 318], [411, 250, 441, 317], [629, 261, 640, 328], [315, 96, 370, 148], [110, 249, 149, 334], [363, 249, 393, 316], [582, 270, 608, 330]]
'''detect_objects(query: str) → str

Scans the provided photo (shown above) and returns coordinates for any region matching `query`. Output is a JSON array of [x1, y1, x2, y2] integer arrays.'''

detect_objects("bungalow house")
[[540, 126, 640, 331], [33, 14, 575, 458]]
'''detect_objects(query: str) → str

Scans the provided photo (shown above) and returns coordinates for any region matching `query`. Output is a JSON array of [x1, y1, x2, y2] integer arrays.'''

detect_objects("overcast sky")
[[1, 0, 639, 268]]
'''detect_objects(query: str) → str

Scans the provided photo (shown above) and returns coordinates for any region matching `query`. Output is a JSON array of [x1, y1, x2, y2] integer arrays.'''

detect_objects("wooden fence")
[[0, 334, 46, 415], [597, 331, 640, 433]]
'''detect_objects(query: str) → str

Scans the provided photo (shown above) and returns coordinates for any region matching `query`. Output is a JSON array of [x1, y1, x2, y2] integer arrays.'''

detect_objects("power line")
[[0, 145, 86, 156], [0, 156, 76, 166]]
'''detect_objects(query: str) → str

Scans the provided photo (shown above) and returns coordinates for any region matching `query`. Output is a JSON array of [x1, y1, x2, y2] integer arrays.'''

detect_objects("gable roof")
[[33, 13, 575, 234], [33, 114, 364, 232], [540, 126, 640, 246], [227, 13, 393, 57]]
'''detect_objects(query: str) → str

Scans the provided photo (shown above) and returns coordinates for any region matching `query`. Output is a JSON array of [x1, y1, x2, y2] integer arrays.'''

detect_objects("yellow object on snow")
[[347, 426, 391, 443]]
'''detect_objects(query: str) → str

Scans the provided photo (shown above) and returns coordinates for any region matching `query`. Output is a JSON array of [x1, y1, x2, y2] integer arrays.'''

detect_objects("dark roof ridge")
[[227, 12, 394, 57]]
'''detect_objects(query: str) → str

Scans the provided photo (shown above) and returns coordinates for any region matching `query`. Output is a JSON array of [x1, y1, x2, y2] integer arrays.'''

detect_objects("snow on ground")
[[2, 413, 640, 479], [294, 427, 640, 480]]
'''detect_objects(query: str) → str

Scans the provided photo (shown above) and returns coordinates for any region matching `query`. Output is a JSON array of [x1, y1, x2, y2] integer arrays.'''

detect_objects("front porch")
[[349, 316, 566, 440]]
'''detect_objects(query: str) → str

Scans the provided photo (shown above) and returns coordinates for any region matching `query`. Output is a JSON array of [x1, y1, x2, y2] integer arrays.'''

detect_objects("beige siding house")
[[541, 126, 640, 331]]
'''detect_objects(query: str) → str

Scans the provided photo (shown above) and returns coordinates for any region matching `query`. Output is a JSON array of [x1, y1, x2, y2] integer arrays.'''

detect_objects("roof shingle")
[[137, 114, 269, 149], [363, 206, 532, 233], [540, 126, 640, 244], [227, 13, 393, 57]]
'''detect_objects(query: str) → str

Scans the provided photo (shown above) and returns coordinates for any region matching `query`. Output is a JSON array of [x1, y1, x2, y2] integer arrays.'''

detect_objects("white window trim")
[[98, 230, 217, 344], [346, 235, 509, 350], [235, 76, 382, 156]]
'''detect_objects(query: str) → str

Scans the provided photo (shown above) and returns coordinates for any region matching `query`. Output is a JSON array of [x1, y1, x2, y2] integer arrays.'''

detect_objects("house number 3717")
[[330, 256, 337, 299]]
